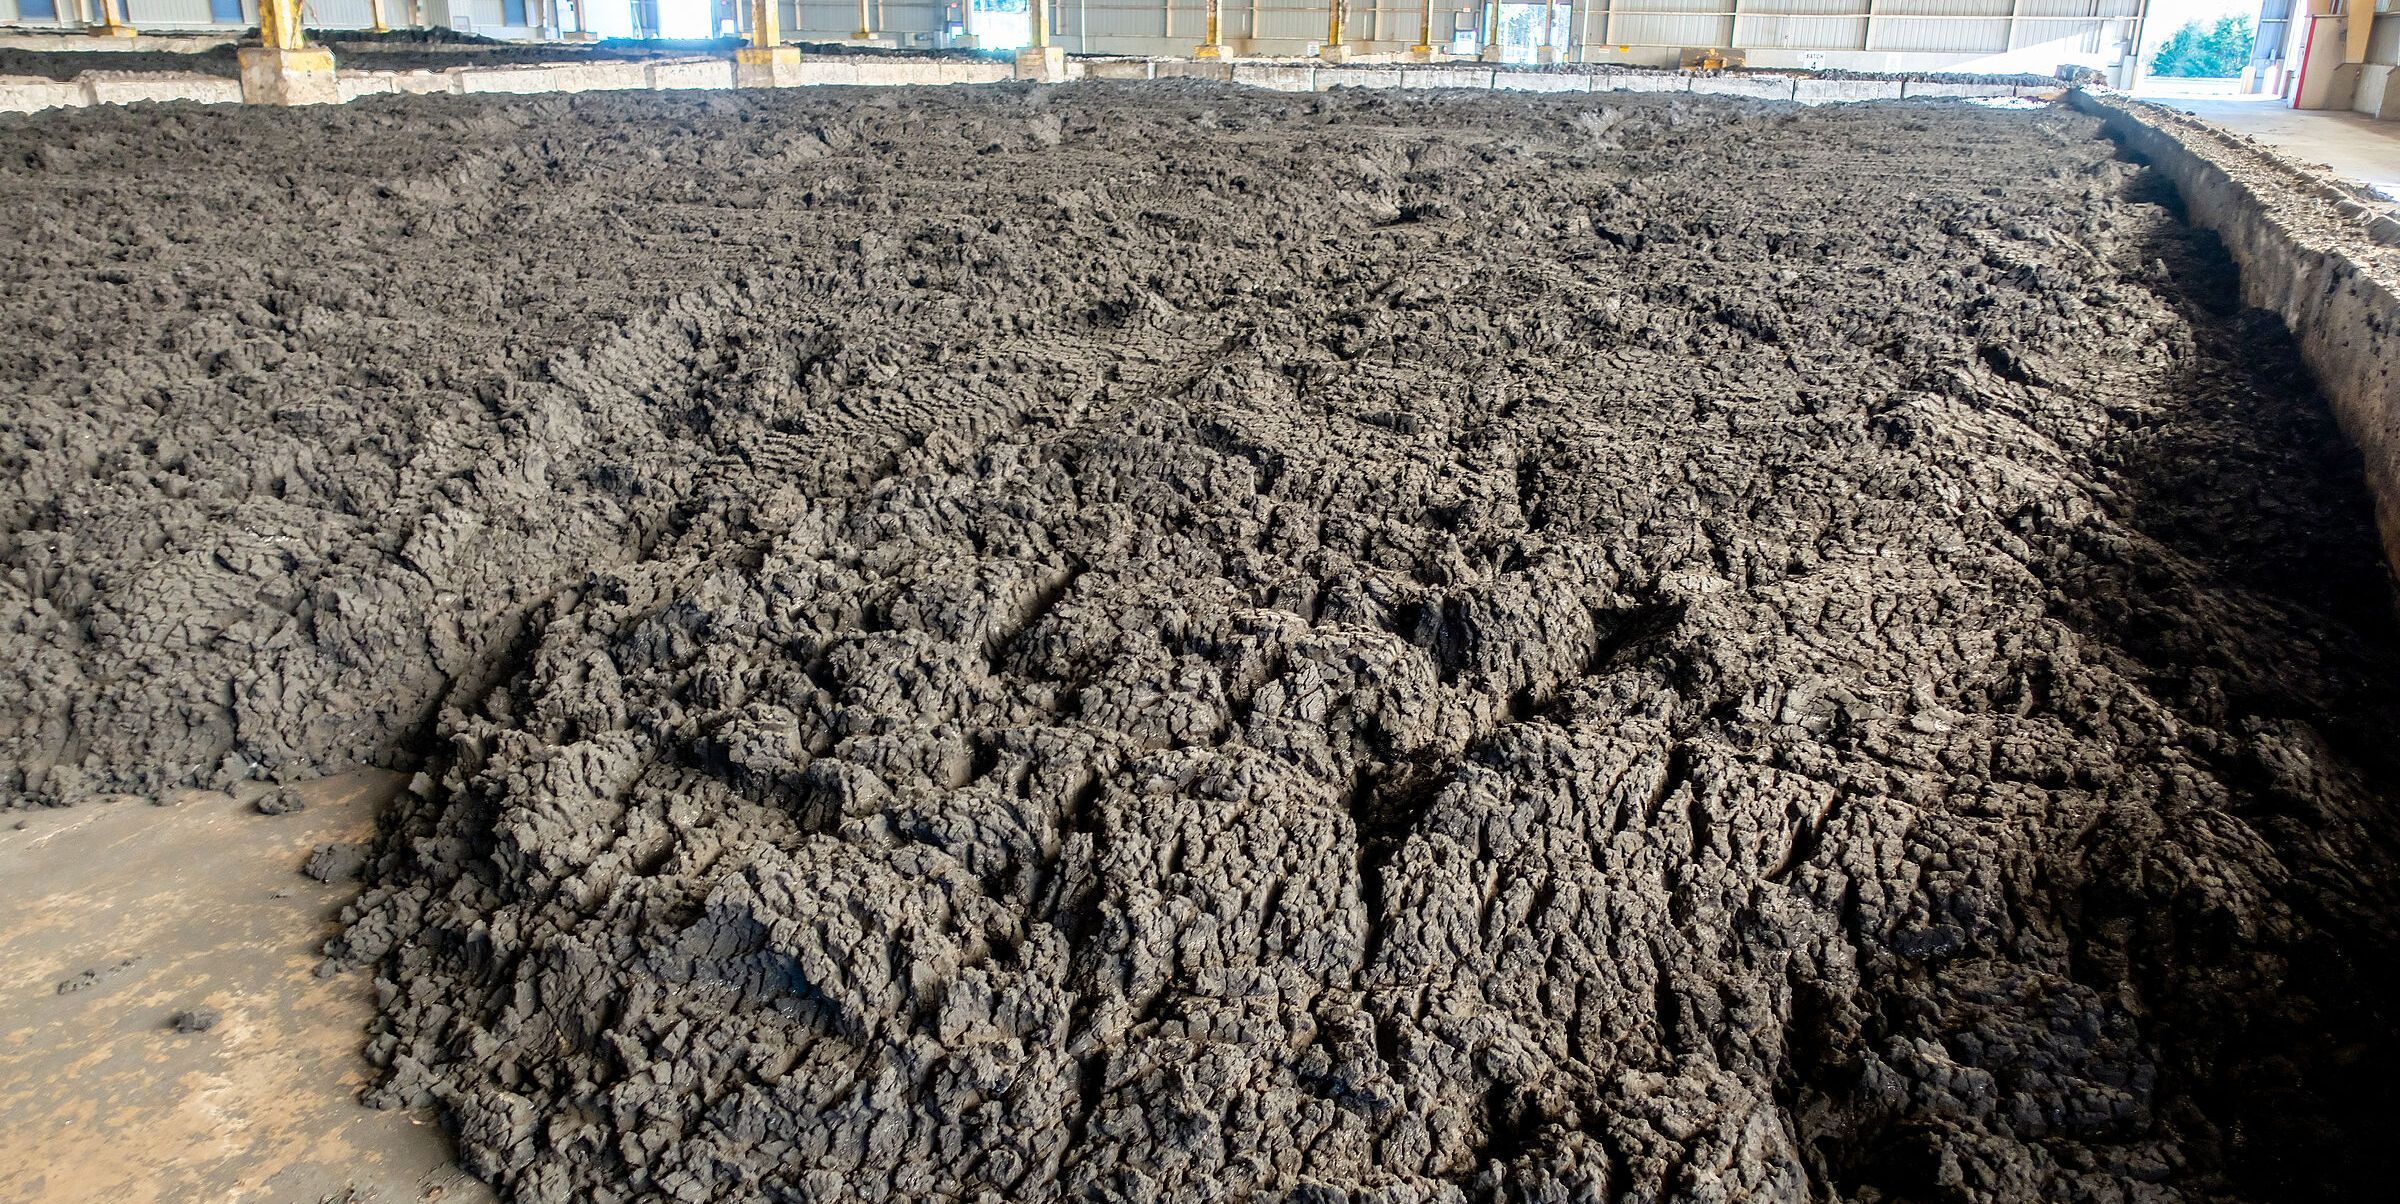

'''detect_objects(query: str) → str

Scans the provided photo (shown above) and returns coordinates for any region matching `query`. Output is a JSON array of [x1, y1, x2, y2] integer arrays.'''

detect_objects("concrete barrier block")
[[0, 32, 232, 53], [1901, 80, 2016, 98], [1156, 60, 1235, 81], [1016, 45, 1068, 82], [336, 73, 398, 102], [851, 61, 994, 87], [459, 66, 557, 94], [797, 60, 866, 86], [1401, 66, 1495, 90], [1232, 64, 1315, 92], [648, 58, 737, 91], [1316, 66, 1401, 90], [1595, 72, 1687, 94], [1492, 70, 1587, 93], [1081, 60, 1153, 81], [2359, 64, 2396, 118], [0, 79, 88, 112], [566, 62, 651, 92], [87, 75, 243, 106], [1793, 78, 1903, 104], [857, 62, 936, 86], [1691, 75, 1794, 101], [389, 71, 461, 95], [468, 62, 648, 94]]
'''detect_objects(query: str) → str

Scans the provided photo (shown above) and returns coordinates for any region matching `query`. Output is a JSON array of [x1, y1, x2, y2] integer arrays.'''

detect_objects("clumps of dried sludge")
[[4, 85, 2399, 1202]]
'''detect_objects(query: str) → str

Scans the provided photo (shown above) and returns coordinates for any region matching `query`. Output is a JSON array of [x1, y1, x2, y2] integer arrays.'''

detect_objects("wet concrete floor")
[[0, 772, 491, 1204]]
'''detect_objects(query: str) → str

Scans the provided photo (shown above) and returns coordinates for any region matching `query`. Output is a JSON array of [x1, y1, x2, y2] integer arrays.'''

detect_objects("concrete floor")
[[2150, 92, 2400, 196], [0, 774, 493, 1204]]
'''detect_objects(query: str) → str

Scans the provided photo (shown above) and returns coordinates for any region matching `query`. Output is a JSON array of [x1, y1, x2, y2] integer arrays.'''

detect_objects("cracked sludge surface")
[[5, 85, 2400, 1201]]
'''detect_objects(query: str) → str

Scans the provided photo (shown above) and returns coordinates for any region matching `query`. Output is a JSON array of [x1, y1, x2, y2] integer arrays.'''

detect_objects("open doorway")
[[1492, 2, 1572, 63], [973, 0, 1030, 49], [2128, 0, 2263, 97], [655, 0, 713, 38]]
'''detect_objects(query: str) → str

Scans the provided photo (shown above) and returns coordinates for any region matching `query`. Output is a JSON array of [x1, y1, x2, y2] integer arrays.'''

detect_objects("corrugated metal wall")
[[1874, 0, 2007, 55], [1735, 0, 1863, 51], [308, 0, 382, 24], [1605, 0, 1731, 50]]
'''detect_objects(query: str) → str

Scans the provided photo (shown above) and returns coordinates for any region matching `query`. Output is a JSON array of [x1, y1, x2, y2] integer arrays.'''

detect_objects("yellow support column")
[[1478, 0, 1502, 60], [370, 0, 389, 33], [1195, 0, 1226, 57], [94, 0, 137, 38], [1409, 0, 1437, 57], [1319, 0, 1349, 60], [239, 0, 339, 103], [1536, 0, 1557, 61], [1016, 0, 1066, 80], [854, 0, 875, 41], [735, 0, 803, 86]]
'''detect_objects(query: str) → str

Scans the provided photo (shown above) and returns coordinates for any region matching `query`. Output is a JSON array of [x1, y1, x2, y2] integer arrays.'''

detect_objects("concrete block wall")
[[1491, 69, 1585, 93], [1091, 61, 2022, 102], [86, 71, 237, 100], [0, 50, 1023, 109], [0, 0, 381, 29], [2072, 89, 2400, 581], [1795, 77, 1902, 102], [0, 41, 2031, 121]]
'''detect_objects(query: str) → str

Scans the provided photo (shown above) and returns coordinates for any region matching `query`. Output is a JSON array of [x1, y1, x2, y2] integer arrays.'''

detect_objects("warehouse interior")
[[6, 4, 2400, 1203], [6, 0, 2155, 73]]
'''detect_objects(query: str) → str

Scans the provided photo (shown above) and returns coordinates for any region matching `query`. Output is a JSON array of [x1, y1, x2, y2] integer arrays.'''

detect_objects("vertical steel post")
[[1197, 0, 1226, 55], [258, 0, 300, 48]]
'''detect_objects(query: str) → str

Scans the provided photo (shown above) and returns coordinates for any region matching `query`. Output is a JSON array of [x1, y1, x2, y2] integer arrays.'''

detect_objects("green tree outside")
[[2150, 15, 2256, 78]]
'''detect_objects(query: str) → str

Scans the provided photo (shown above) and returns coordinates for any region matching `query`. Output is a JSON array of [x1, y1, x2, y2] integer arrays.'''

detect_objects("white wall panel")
[[1606, 0, 1730, 50], [1738, 12, 1865, 50], [1872, 0, 2005, 53], [309, 0, 386, 27], [795, 0, 943, 35], [1249, 0, 1330, 44], [122, 0, 215, 24]]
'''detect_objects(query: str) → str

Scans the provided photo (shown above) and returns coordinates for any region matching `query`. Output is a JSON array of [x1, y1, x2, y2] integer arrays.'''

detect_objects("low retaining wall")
[[0, 53, 1016, 112], [0, 51, 2037, 114], [0, 32, 233, 53], [2072, 89, 2400, 577], [1207, 63, 2023, 102]]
